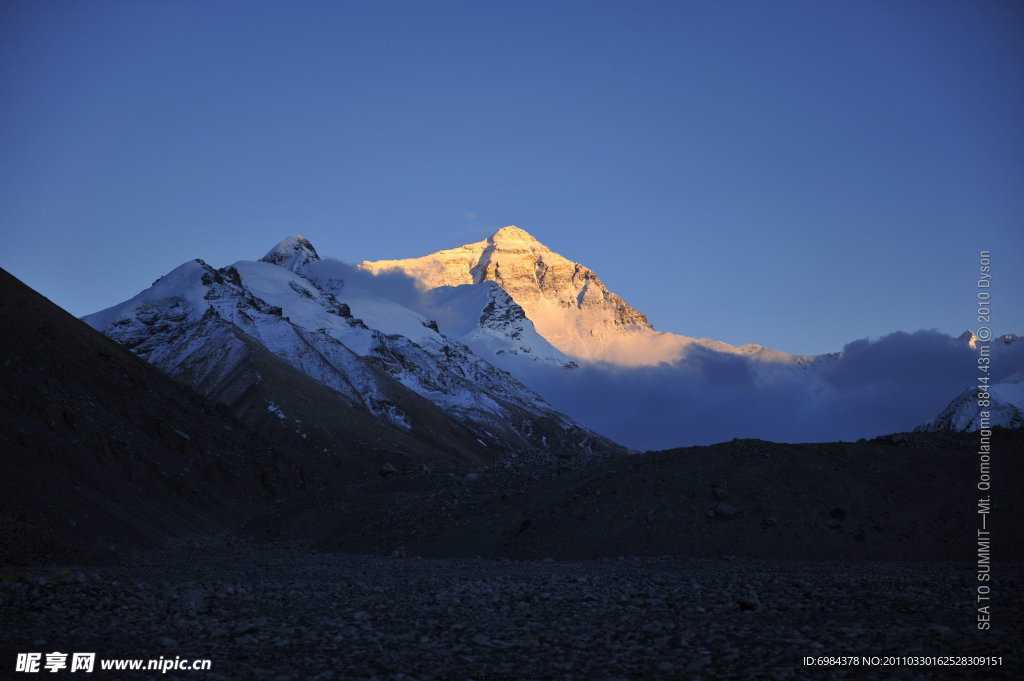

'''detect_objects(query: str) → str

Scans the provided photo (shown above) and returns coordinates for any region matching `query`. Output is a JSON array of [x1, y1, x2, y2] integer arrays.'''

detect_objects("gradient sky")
[[2, 0, 1021, 355]]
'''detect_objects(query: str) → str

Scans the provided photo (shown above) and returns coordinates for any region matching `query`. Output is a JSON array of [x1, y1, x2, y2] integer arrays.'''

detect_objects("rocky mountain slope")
[[248, 430, 1022, 563], [0, 268, 336, 564]]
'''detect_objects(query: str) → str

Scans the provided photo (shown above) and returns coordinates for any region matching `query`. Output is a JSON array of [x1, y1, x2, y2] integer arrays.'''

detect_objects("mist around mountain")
[[520, 330, 1024, 449], [340, 256, 1011, 447], [349, 227, 1024, 448]]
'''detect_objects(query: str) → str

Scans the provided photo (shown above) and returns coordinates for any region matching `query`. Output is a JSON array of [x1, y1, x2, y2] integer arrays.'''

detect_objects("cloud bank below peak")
[[507, 330, 1019, 450]]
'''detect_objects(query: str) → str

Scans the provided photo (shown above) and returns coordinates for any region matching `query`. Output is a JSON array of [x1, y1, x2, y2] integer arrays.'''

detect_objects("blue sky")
[[2, 0, 1021, 355]]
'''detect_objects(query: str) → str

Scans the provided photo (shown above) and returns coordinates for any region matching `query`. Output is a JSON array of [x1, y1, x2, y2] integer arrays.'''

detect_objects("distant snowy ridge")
[[916, 379, 1024, 432], [917, 333, 1024, 432]]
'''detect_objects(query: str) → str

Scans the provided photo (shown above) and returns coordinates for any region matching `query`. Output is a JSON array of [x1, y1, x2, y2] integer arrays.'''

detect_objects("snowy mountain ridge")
[[421, 282, 578, 370], [916, 378, 1024, 432], [84, 241, 621, 465], [82, 229, 1023, 454]]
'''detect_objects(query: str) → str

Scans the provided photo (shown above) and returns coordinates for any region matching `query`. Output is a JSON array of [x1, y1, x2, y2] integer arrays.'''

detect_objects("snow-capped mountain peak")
[[261, 235, 321, 272], [360, 225, 832, 374], [361, 226, 659, 362], [358, 225, 843, 378], [489, 225, 544, 247]]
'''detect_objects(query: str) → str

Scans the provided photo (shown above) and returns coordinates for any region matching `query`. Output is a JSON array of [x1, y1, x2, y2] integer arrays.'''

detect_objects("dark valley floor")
[[3, 545, 1021, 681]]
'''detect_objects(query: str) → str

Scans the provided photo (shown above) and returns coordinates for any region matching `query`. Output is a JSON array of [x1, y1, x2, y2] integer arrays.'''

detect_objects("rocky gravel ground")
[[2, 543, 1020, 681]]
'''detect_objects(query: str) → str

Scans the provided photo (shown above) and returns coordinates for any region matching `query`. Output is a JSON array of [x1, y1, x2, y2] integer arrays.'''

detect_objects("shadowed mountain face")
[[0, 268, 344, 564]]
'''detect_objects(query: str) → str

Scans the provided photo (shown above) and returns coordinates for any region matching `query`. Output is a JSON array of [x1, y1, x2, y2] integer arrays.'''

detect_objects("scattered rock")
[[714, 503, 741, 519], [4, 533, 1020, 681], [927, 624, 954, 638]]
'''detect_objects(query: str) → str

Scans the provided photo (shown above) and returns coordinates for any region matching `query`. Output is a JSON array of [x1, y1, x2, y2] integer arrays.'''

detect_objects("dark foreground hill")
[[0, 268, 337, 564], [256, 430, 1024, 563]]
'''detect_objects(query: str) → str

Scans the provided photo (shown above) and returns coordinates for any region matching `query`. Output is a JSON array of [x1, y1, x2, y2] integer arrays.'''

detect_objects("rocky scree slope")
[[248, 429, 1024, 562]]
